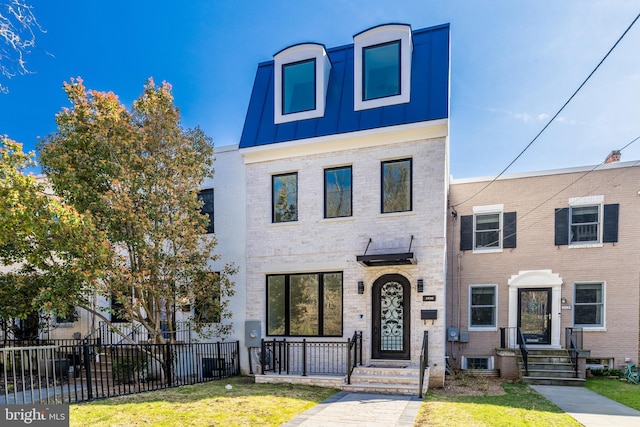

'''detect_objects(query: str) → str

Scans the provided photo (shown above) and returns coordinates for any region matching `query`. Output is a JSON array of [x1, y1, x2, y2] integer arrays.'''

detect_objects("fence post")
[[82, 343, 93, 400], [302, 339, 307, 377], [500, 328, 505, 348], [165, 342, 173, 387], [260, 339, 265, 374]]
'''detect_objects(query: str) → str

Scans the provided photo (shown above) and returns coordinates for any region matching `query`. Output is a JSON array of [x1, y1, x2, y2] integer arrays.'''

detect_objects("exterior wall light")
[[417, 279, 424, 293], [358, 281, 364, 294]]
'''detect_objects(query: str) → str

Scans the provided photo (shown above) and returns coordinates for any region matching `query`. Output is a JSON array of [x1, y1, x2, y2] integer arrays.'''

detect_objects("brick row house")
[[447, 159, 640, 379]]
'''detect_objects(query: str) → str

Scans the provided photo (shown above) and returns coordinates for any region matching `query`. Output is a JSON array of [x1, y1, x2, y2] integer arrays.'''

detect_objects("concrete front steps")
[[342, 362, 427, 395], [255, 362, 428, 396], [519, 349, 585, 386]]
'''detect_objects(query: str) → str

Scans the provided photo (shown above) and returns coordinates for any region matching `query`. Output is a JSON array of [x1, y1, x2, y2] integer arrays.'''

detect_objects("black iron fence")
[[0, 340, 239, 404], [261, 334, 363, 377]]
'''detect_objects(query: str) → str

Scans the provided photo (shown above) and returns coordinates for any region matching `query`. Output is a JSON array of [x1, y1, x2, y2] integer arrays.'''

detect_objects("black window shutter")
[[554, 208, 569, 246], [460, 215, 473, 251], [603, 203, 619, 243], [503, 212, 517, 249]]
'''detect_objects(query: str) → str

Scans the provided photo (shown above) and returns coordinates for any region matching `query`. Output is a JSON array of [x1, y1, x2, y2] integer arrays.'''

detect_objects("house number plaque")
[[423, 295, 436, 302]]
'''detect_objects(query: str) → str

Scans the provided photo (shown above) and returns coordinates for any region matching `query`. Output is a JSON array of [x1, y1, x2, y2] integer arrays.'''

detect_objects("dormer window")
[[354, 24, 412, 111], [274, 43, 331, 124], [282, 59, 316, 114], [363, 41, 400, 100]]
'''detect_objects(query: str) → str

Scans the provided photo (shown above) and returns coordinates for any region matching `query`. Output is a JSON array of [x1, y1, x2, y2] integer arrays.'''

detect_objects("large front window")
[[363, 41, 400, 100], [267, 272, 343, 336], [381, 158, 412, 213], [282, 59, 316, 115], [574, 283, 604, 327], [324, 166, 352, 218], [470, 286, 496, 328], [570, 205, 600, 244], [272, 173, 298, 223]]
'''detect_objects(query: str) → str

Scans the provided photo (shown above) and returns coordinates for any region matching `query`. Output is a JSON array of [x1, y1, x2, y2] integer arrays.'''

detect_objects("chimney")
[[604, 150, 621, 164]]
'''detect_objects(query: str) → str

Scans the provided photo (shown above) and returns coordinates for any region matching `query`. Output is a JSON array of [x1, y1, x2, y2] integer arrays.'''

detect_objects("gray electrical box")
[[245, 320, 262, 347], [447, 326, 459, 342], [459, 330, 469, 343]]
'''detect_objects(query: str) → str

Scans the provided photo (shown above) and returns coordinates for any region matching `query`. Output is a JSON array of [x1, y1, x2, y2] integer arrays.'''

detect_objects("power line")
[[452, 10, 640, 209], [462, 135, 640, 248]]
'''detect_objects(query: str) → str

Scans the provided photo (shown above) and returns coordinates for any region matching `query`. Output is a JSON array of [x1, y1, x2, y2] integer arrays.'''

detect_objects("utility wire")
[[470, 135, 640, 248], [452, 10, 640, 209]]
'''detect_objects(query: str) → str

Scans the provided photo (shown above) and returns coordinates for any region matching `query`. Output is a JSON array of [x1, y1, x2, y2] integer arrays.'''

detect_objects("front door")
[[372, 274, 410, 359], [518, 288, 551, 345]]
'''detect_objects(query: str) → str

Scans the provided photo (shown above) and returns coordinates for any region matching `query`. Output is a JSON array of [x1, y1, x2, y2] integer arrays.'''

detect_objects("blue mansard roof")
[[239, 23, 450, 149]]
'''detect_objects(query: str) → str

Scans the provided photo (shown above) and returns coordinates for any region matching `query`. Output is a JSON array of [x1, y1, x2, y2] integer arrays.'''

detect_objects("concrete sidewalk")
[[532, 385, 640, 427], [281, 391, 422, 427]]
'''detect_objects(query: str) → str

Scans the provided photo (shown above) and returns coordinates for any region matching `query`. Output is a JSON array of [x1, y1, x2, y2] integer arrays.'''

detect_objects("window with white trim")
[[555, 196, 619, 247], [274, 43, 331, 124], [459, 205, 517, 252], [574, 283, 604, 328], [469, 285, 496, 328], [354, 24, 412, 111]]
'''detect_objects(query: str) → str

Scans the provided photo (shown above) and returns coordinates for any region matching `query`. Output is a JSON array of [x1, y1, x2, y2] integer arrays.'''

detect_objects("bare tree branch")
[[0, 0, 45, 93]]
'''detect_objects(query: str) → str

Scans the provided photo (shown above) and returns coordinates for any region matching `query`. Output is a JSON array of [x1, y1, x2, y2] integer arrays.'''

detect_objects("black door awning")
[[356, 252, 416, 267], [356, 235, 417, 267]]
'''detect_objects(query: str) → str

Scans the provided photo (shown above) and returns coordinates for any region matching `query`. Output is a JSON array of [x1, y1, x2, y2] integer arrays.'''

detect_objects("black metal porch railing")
[[499, 327, 528, 375], [262, 334, 363, 378], [0, 341, 239, 404], [418, 330, 429, 398], [565, 327, 583, 376], [346, 331, 362, 384]]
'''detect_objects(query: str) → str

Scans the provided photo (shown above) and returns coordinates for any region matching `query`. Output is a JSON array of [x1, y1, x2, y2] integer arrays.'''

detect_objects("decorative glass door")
[[372, 274, 410, 359], [518, 288, 551, 345]]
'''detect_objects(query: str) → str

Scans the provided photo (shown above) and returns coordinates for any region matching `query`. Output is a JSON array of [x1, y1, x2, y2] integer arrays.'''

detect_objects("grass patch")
[[586, 377, 640, 411], [70, 376, 338, 427], [416, 379, 582, 426]]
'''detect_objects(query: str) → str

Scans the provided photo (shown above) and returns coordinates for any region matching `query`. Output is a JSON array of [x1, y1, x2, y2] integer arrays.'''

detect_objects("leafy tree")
[[0, 137, 109, 333], [0, 0, 44, 93], [39, 77, 236, 344]]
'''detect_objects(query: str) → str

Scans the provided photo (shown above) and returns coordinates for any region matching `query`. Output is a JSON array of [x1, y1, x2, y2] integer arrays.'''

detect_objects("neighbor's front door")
[[372, 274, 410, 359], [518, 288, 551, 345]]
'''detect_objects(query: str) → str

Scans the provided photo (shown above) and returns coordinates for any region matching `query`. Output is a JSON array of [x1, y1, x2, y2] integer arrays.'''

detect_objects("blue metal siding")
[[239, 24, 449, 149]]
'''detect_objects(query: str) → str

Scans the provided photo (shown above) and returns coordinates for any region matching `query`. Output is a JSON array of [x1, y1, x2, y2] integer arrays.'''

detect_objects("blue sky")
[[1, 0, 639, 179]]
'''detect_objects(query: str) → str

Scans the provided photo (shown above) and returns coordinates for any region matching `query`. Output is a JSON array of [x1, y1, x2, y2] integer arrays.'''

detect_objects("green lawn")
[[70, 376, 338, 427], [415, 381, 581, 427], [586, 377, 640, 411], [69, 375, 640, 427]]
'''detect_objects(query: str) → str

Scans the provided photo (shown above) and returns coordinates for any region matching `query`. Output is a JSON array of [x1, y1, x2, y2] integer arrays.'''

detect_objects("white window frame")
[[354, 24, 412, 111], [568, 196, 603, 248], [469, 285, 497, 331], [274, 43, 331, 124], [573, 282, 606, 331], [472, 204, 503, 253]]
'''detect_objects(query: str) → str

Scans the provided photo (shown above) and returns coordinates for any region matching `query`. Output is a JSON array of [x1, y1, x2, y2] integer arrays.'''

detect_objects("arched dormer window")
[[274, 43, 331, 124], [354, 24, 412, 111]]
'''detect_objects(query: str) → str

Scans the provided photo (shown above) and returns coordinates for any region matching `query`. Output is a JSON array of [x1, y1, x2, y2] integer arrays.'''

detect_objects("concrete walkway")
[[281, 391, 422, 427], [532, 385, 640, 427]]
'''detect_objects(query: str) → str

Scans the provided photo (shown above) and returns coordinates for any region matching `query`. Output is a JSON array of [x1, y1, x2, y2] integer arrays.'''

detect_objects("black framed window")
[[267, 272, 343, 336], [272, 173, 298, 223], [324, 166, 352, 218], [381, 158, 412, 213], [282, 59, 316, 115], [198, 188, 214, 234], [194, 272, 221, 324], [363, 40, 400, 100]]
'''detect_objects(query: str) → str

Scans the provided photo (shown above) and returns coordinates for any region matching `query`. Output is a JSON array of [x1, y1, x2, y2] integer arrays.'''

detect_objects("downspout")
[[450, 208, 457, 361]]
